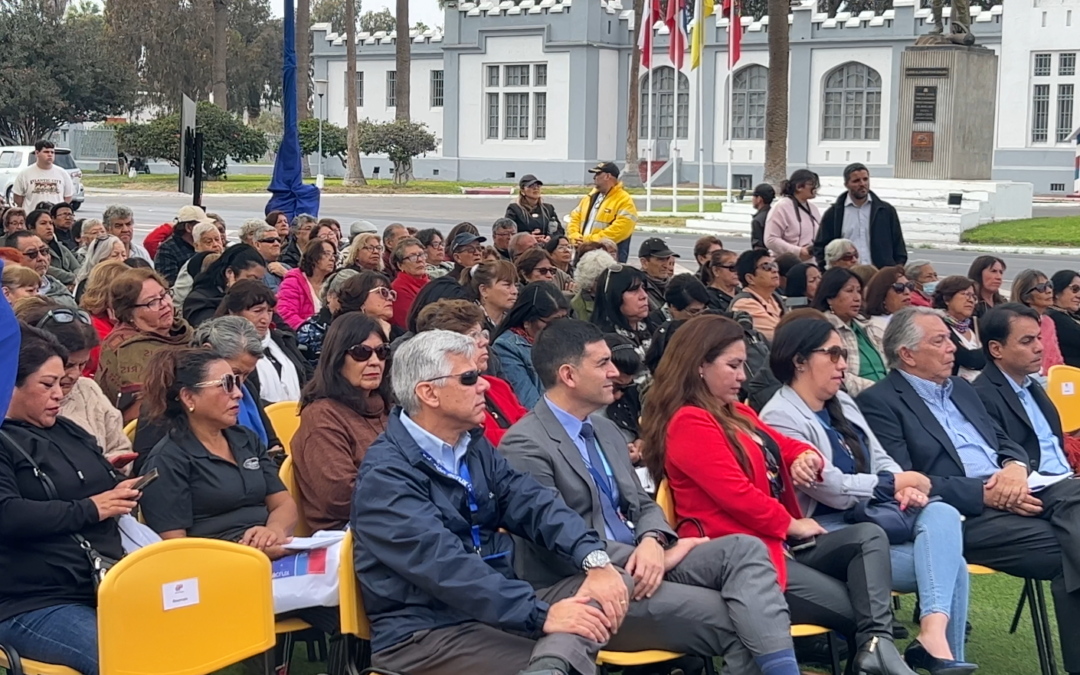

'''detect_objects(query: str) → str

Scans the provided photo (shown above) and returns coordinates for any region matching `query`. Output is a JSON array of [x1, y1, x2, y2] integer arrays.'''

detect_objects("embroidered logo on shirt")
[[242, 457, 261, 470]]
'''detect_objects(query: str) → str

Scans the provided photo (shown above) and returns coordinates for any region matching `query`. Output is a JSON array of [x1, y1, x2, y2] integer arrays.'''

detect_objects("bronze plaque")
[[911, 131, 934, 162], [913, 86, 937, 123]]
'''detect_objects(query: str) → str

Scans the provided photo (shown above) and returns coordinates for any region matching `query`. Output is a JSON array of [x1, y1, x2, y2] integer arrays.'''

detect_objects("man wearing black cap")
[[567, 162, 638, 263], [750, 184, 775, 250], [507, 175, 561, 239], [638, 238, 678, 315]]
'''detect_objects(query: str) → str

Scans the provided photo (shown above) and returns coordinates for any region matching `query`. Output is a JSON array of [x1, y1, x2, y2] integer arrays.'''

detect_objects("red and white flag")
[[666, 0, 689, 70], [722, 0, 741, 70], [638, 0, 663, 70]]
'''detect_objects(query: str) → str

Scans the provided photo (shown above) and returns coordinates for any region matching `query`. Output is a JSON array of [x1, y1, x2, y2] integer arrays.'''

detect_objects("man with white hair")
[[352, 330, 632, 675], [239, 218, 290, 292], [171, 221, 226, 306], [857, 306, 1080, 675], [102, 203, 153, 266]]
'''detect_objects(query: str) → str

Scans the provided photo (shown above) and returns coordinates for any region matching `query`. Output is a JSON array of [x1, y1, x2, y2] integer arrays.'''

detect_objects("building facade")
[[310, 0, 1079, 193]]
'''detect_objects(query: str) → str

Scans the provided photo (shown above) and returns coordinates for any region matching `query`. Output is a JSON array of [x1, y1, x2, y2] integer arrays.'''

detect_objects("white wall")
[[458, 35, 570, 160], [713, 50, 770, 164], [638, 54, 702, 161], [597, 49, 619, 160], [806, 47, 893, 167]]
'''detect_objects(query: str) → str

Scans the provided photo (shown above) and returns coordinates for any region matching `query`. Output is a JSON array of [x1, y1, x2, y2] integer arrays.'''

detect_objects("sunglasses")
[[35, 308, 91, 329], [891, 281, 916, 294], [23, 246, 51, 260], [533, 266, 556, 277], [601, 264, 627, 295], [757, 262, 778, 272], [812, 346, 849, 363], [258, 237, 281, 244], [711, 262, 737, 270], [1026, 281, 1053, 295], [368, 286, 398, 302], [839, 252, 859, 262], [193, 373, 240, 394], [425, 370, 481, 386], [346, 343, 391, 362]]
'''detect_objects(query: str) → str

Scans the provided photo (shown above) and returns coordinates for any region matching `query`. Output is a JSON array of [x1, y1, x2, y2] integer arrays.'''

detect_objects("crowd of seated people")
[[7, 186, 1080, 675]]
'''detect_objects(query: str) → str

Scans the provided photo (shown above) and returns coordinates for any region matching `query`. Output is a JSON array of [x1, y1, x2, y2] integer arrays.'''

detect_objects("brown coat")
[[292, 397, 388, 531], [95, 320, 193, 420]]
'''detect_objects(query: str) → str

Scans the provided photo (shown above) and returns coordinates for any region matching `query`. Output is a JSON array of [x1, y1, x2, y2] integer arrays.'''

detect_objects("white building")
[[311, 0, 1080, 194]]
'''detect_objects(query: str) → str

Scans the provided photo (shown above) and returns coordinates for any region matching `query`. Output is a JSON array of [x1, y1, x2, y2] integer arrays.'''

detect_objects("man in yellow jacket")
[[566, 162, 638, 262]]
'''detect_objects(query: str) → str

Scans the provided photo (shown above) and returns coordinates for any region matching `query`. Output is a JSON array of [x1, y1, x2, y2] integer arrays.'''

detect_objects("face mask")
[[921, 281, 938, 296]]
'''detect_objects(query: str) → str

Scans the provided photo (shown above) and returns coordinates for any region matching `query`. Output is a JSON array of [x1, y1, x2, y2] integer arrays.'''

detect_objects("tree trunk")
[[622, 0, 645, 188], [763, 0, 789, 187], [395, 0, 411, 122], [343, 0, 367, 186], [212, 0, 229, 110], [297, 0, 313, 177]]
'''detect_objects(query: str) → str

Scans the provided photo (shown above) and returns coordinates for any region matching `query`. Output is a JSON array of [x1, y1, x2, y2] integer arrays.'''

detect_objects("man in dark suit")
[[858, 306, 1080, 675], [811, 163, 907, 270], [499, 319, 802, 675]]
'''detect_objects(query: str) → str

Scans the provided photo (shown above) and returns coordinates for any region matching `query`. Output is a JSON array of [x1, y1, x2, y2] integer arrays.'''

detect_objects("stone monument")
[[893, 0, 997, 180]]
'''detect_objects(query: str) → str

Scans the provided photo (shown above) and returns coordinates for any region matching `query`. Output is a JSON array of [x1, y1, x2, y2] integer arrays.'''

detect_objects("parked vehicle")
[[0, 145, 85, 211]]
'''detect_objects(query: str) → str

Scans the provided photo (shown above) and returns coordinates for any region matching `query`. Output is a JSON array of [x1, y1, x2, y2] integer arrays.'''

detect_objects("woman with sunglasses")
[[491, 281, 569, 409], [590, 265, 656, 363], [390, 237, 430, 330], [97, 267, 193, 422], [824, 239, 859, 270], [14, 298, 135, 468], [760, 319, 973, 675], [1012, 269, 1063, 377], [215, 280, 311, 404], [277, 239, 337, 330], [514, 247, 560, 287], [293, 314, 391, 531], [640, 315, 919, 675], [702, 249, 741, 313], [1047, 270, 1080, 369], [812, 267, 885, 396], [931, 276, 986, 382], [862, 266, 914, 354], [72, 235, 125, 301]]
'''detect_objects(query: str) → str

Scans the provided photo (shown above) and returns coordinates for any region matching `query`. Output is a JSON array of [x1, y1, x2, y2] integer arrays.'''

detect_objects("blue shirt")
[[899, 371, 1001, 479], [545, 397, 621, 540], [399, 411, 471, 476], [1006, 375, 1071, 476]]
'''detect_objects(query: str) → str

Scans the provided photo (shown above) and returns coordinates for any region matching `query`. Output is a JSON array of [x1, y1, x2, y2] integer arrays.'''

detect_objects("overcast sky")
[[269, 0, 445, 30]]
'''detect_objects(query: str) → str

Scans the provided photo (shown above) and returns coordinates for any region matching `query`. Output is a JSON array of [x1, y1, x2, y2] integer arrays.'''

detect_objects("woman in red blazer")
[[641, 314, 916, 675]]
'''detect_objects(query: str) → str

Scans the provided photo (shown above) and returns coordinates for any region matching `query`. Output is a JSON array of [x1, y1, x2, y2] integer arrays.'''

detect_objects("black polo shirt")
[[139, 425, 286, 543]]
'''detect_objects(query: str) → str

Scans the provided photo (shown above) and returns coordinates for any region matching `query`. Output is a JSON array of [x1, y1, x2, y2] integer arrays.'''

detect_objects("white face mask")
[[921, 281, 939, 297]]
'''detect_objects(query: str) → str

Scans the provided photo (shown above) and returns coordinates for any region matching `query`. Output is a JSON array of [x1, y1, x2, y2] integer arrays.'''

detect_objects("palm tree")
[[343, 0, 367, 186], [212, 0, 229, 110], [763, 0, 789, 185], [395, 0, 410, 122]]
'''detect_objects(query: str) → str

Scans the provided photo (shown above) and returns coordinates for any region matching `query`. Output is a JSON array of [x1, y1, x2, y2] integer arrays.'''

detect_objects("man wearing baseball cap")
[[155, 204, 213, 285], [637, 237, 679, 314], [567, 161, 638, 262]]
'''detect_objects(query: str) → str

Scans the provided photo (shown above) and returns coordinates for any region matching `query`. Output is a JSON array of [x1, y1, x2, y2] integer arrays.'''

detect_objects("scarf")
[[509, 326, 533, 343], [257, 332, 302, 403], [943, 314, 973, 334]]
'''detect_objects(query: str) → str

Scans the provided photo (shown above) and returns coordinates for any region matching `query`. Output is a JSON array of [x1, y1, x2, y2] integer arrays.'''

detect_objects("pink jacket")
[[1042, 314, 1064, 376], [277, 267, 317, 329], [764, 196, 820, 257]]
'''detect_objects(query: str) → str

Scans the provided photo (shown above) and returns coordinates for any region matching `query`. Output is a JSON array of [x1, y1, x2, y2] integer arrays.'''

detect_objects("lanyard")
[[421, 450, 483, 555]]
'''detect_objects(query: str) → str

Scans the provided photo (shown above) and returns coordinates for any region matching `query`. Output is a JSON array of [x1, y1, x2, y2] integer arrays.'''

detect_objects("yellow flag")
[[691, 2, 714, 69]]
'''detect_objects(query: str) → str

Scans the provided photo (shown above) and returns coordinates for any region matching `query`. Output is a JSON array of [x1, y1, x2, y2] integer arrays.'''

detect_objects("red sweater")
[[481, 375, 527, 446], [665, 403, 819, 589], [391, 272, 429, 330], [83, 313, 116, 378], [144, 223, 173, 259]]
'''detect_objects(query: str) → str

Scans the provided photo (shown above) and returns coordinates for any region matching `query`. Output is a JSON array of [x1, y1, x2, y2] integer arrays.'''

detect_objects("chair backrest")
[[264, 400, 301, 454], [656, 478, 676, 528], [123, 419, 137, 443], [98, 538, 275, 675], [1048, 365, 1080, 433], [338, 529, 372, 639], [278, 455, 312, 537]]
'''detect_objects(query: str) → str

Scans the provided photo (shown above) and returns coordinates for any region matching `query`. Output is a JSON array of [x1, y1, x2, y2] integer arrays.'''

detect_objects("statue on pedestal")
[[916, 0, 976, 46]]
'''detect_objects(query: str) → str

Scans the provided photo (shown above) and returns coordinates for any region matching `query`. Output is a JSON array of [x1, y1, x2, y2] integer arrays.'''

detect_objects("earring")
[[188, 406, 195, 413]]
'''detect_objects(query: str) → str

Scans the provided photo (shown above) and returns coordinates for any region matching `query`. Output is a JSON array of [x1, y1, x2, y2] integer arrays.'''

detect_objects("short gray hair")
[[492, 218, 516, 234], [904, 260, 933, 281], [881, 306, 944, 370], [102, 204, 133, 228], [824, 238, 856, 265], [192, 222, 219, 243], [574, 249, 619, 292], [239, 218, 272, 245], [322, 268, 360, 304], [191, 316, 263, 360], [292, 213, 317, 229], [391, 330, 477, 415]]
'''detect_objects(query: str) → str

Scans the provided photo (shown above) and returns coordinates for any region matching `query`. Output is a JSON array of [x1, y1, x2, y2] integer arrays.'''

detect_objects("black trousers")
[[784, 522, 895, 648], [963, 478, 1080, 673]]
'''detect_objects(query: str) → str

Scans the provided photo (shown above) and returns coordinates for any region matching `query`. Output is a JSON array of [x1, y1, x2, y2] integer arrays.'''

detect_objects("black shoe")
[[853, 636, 918, 675], [903, 640, 978, 675]]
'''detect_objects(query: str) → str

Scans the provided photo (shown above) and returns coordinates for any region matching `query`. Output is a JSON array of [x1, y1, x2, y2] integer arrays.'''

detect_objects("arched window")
[[731, 64, 768, 139], [640, 67, 690, 140], [822, 62, 882, 141]]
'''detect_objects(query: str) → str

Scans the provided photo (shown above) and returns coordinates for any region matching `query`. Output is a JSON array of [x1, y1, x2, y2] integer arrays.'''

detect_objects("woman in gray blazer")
[[760, 318, 974, 675]]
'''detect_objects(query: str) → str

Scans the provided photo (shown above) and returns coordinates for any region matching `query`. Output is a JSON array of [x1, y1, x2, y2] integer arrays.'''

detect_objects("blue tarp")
[[265, 0, 320, 220], [0, 260, 19, 419]]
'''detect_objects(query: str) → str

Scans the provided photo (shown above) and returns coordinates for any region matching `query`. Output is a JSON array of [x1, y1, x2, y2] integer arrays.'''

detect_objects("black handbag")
[[0, 430, 120, 590], [843, 473, 937, 545]]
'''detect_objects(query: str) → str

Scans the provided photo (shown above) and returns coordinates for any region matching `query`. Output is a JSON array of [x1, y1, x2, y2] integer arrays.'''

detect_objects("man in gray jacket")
[[499, 318, 802, 675]]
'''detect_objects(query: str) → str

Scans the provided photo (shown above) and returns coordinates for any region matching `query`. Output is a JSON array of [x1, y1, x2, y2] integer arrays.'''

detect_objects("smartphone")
[[788, 536, 817, 553], [130, 468, 159, 492]]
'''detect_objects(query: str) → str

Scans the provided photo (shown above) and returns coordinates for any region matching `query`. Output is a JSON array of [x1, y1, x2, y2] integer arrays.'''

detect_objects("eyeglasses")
[[811, 346, 849, 363], [757, 262, 778, 272], [361, 245, 383, 253], [368, 286, 398, 302], [258, 237, 281, 244], [555, 245, 572, 253], [683, 305, 705, 317], [401, 252, 428, 264], [601, 264, 626, 295], [1068, 285, 1080, 294], [533, 266, 556, 277], [891, 281, 916, 294], [957, 291, 977, 301], [346, 343, 391, 362], [22, 246, 51, 260], [465, 328, 490, 342], [35, 308, 91, 329], [193, 373, 239, 394], [455, 246, 481, 256], [427, 241, 444, 250], [425, 370, 481, 386], [134, 288, 173, 310]]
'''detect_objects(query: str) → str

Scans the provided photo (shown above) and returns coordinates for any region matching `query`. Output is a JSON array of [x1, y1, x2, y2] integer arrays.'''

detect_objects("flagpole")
[[646, 17, 654, 214], [697, 0, 705, 214], [726, 8, 735, 203]]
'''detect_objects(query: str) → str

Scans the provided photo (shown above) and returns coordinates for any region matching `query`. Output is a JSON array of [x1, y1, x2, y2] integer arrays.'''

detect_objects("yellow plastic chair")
[[278, 455, 312, 537], [123, 419, 137, 443], [264, 401, 301, 454], [598, 649, 714, 674], [339, 529, 371, 639], [1047, 365, 1080, 433]]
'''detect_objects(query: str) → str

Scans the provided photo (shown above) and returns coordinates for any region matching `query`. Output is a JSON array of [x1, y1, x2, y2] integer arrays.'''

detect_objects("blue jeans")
[[817, 501, 970, 660], [0, 604, 98, 675], [616, 236, 632, 263]]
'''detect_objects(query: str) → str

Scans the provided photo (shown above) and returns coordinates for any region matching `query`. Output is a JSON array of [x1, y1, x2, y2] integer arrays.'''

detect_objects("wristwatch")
[[641, 531, 672, 549], [581, 549, 611, 571]]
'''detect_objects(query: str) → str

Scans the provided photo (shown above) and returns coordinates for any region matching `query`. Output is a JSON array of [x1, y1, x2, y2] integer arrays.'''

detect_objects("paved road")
[[83, 191, 1080, 290]]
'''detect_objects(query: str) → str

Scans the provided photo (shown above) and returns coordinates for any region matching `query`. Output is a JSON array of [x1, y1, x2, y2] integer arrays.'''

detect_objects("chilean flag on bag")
[[666, 0, 690, 70]]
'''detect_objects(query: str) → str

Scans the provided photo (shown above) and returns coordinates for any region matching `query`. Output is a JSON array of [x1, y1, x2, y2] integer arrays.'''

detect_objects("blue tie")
[[580, 422, 635, 545]]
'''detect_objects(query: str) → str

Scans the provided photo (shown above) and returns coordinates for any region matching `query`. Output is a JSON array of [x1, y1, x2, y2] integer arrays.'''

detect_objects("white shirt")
[[13, 164, 73, 209], [256, 333, 302, 403], [841, 194, 873, 264]]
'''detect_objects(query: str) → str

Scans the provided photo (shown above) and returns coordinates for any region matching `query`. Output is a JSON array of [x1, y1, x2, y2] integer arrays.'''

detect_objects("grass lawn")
[[961, 215, 1080, 246], [206, 573, 1058, 675]]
